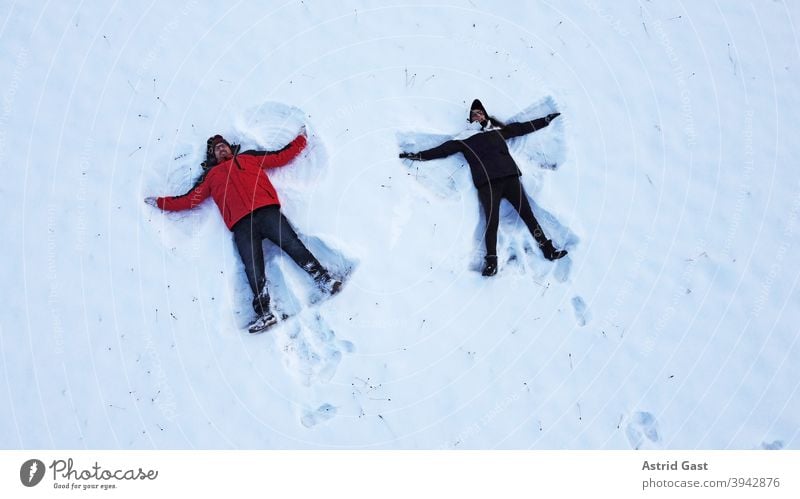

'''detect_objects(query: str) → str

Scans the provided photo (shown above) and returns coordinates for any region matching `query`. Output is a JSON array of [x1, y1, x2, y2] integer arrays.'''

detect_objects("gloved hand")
[[144, 197, 158, 207], [545, 112, 561, 123], [299, 124, 307, 136], [399, 152, 422, 161]]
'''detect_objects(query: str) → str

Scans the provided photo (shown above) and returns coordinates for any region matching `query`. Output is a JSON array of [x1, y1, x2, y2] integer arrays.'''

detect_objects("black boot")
[[540, 239, 568, 261], [252, 289, 271, 316], [316, 272, 342, 295], [248, 312, 277, 333], [249, 290, 277, 333], [305, 261, 342, 295], [481, 255, 498, 276]]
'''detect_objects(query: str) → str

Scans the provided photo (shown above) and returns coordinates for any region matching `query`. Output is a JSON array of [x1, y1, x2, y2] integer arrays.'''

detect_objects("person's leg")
[[232, 213, 270, 316], [254, 206, 322, 273], [254, 206, 343, 293], [476, 180, 503, 257], [504, 177, 567, 260], [502, 176, 548, 246], [476, 180, 504, 276]]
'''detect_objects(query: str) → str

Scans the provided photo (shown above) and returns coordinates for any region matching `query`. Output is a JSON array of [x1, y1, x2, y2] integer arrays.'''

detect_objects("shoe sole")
[[248, 317, 278, 334]]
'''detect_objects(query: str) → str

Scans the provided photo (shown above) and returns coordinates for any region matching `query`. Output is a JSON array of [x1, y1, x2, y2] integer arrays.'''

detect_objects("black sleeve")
[[417, 140, 463, 161], [500, 117, 552, 140]]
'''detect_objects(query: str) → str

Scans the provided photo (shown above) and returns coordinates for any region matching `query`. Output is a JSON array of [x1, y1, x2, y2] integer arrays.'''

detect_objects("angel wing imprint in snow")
[[396, 96, 577, 277]]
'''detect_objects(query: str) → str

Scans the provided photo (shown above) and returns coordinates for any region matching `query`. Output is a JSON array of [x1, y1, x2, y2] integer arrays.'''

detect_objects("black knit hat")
[[469, 99, 487, 119]]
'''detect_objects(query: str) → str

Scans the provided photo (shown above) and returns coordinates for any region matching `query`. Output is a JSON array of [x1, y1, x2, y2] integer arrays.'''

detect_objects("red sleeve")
[[156, 181, 211, 211], [258, 135, 307, 169]]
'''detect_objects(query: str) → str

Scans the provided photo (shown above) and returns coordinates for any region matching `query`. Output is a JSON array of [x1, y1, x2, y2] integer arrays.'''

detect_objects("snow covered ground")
[[1, 1, 798, 449]]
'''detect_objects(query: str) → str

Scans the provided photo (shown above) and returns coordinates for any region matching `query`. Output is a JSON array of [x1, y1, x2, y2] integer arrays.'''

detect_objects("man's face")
[[470, 109, 486, 123], [214, 141, 233, 162]]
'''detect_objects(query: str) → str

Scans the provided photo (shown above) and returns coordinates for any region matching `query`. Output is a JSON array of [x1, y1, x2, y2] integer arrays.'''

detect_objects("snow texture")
[[1, 1, 798, 449]]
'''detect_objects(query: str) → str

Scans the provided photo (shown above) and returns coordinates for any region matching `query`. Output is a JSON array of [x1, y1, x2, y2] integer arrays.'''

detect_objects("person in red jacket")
[[146, 130, 341, 332]]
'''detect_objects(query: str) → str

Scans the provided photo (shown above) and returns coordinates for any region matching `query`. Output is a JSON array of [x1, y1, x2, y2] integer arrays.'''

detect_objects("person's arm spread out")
[[399, 139, 462, 161], [500, 112, 561, 140], [241, 132, 308, 169], [150, 179, 212, 212]]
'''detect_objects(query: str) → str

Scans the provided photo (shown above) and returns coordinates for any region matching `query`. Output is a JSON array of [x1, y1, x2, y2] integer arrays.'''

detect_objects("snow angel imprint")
[[399, 99, 567, 276], [145, 129, 342, 333]]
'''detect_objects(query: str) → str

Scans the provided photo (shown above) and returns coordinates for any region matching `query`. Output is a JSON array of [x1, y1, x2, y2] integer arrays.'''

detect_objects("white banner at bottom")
[[1, 451, 797, 498]]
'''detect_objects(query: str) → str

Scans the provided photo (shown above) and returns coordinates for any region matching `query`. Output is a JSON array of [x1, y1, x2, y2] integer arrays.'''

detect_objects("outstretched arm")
[[500, 112, 561, 140], [241, 132, 307, 169], [147, 181, 211, 212], [399, 139, 462, 161]]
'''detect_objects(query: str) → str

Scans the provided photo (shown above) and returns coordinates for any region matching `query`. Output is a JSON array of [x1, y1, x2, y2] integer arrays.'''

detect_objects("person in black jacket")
[[399, 99, 567, 276]]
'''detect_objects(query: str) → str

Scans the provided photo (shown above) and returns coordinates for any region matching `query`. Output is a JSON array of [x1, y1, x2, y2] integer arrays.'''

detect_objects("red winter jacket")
[[156, 135, 307, 230]]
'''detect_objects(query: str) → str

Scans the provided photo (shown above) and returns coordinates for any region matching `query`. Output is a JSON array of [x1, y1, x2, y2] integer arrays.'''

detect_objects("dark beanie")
[[470, 99, 487, 117], [207, 134, 229, 150]]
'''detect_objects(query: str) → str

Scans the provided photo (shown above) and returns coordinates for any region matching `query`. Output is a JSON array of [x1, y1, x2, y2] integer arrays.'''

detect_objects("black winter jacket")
[[415, 116, 554, 187]]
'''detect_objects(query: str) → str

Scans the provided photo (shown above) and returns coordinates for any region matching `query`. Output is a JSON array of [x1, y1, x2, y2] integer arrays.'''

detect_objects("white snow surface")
[[1, 1, 798, 449]]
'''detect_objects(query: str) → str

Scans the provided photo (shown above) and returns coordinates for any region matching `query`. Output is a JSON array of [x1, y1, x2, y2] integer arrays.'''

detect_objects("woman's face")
[[470, 109, 486, 123]]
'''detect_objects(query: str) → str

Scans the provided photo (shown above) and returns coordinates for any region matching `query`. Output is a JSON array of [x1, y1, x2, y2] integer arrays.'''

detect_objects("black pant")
[[476, 176, 548, 256], [232, 205, 321, 315]]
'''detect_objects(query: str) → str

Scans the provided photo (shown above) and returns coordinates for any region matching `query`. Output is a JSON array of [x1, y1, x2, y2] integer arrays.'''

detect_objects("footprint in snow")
[[571, 296, 589, 326], [274, 313, 349, 386], [261, 246, 355, 386], [301, 403, 337, 428], [625, 411, 660, 450], [553, 256, 572, 283]]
